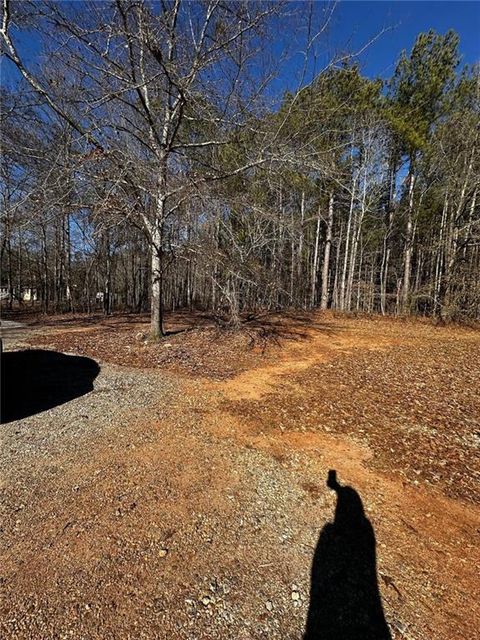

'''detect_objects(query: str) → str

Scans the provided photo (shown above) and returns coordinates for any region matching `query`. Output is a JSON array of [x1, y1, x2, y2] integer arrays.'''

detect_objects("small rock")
[[291, 591, 300, 601], [185, 599, 196, 615], [158, 548, 168, 558], [266, 601, 273, 612], [394, 619, 407, 634]]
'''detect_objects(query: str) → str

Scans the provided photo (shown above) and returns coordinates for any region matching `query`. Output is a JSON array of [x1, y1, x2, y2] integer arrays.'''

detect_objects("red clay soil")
[[1, 311, 479, 639]]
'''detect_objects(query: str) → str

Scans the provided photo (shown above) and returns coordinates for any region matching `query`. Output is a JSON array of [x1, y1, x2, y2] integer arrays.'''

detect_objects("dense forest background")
[[1, 1, 479, 336]]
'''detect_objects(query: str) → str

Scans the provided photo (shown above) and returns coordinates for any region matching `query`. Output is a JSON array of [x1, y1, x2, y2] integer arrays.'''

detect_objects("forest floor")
[[1, 310, 479, 639]]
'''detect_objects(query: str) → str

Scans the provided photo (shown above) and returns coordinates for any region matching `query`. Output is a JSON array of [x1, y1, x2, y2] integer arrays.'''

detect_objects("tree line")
[[1, 1, 479, 336]]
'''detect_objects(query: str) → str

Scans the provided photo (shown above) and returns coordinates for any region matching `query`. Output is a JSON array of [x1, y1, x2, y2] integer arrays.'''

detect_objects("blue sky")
[[331, 1, 480, 78], [4, 1, 480, 90], [256, 1, 480, 97]]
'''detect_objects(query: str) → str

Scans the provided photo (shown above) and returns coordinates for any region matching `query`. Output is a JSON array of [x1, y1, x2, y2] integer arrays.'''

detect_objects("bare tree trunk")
[[368, 256, 375, 313], [356, 239, 363, 312], [311, 203, 322, 307], [380, 156, 397, 315], [443, 146, 476, 320], [41, 225, 48, 312], [297, 191, 305, 304], [64, 211, 73, 312], [462, 187, 477, 260], [332, 220, 344, 309], [402, 169, 415, 313], [340, 175, 357, 311], [150, 217, 165, 338], [346, 168, 367, 311], [320, 191, 334, 310], [290, 210, 295, 303], [433, 192, 448, 317], [212, 219, 220, 311], [4, 209, 14, 309], [380, 242, 390, 315]]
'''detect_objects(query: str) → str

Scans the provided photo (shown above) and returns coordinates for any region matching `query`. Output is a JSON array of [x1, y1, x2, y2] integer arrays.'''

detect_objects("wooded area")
[[1, 1, 479, 337]]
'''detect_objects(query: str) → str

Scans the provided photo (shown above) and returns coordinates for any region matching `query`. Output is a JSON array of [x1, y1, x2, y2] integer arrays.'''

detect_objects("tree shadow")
[[1, 349, 100, 424], [304, 470, 392, 640]]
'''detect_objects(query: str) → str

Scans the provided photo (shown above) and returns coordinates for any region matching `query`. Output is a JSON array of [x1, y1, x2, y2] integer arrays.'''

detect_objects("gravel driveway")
[[1, 359, 178, 475]]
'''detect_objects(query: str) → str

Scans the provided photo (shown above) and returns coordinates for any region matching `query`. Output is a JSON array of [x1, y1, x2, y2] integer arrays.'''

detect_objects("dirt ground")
[[1, 310, 479, 639]]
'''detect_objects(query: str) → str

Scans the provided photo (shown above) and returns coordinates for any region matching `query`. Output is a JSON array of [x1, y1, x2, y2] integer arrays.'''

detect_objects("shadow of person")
[[1, 349, 100, 423], [304, 470, 391, 640]]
